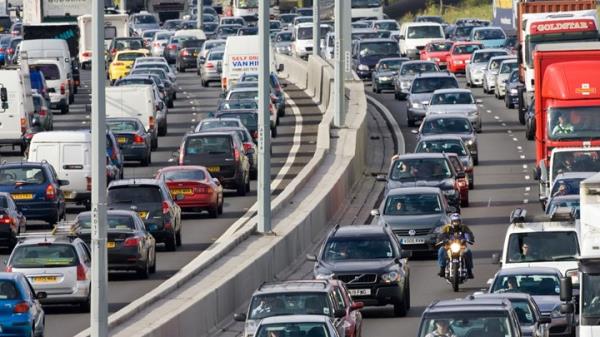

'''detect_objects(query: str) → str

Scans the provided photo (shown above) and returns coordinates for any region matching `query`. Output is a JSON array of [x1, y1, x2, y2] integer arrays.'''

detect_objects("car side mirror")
[[538, 316, 551, 324], [447, 206, 457, 213], [207, 112, 215, 117], [58, 179, 70, 186], [375, 174, 387, 182], [212, 177, 220, 186], [333, 309, 346, 318], [306, 254, 317, 262], [0, 87, 7, 102], [199, 57, 206, 64], [277, 64, 284, 72], [233, 313, 247, 321], [370, 209, 380, 217], [36, 292, 47, 299], [350, 301, 364, 311], [560, 277, 573, 302], [491, 253, 501, 264], [399, 35, 404, 39]]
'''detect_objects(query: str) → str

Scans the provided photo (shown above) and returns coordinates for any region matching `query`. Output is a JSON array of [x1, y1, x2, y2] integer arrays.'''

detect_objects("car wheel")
[[461, 196, 469, 208], [237, 179, 247, 196], [151, 137, 158, 150], [60, 104, 69, 114], [218, 197, 223, 214], [394, 91, 399, 100], [80, 295, 91, 313], [158, 124, 167, 137], [201, 79, 207, 87], [136, 257, 149, 279], [149, 248, 156, 274], [141, 154, 149, 167], [393, 299, 407, 317], [245, 174, 251, 192], [271, 126, 278, 138], [473, 154, 479, 166], [208, 204, 218, 218], [165, 231, 177, 251], [518, 108, 526, 125], [167, 99, 174, 109], [176, 228, 182, 246], [469, 176, 474, 190], [406, 280, 411, 310], [173, 92, 177, 100], [526, 121, 535, 141]]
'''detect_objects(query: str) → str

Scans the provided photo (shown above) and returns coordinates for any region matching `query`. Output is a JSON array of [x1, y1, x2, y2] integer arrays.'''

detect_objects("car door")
[[21, 276, 44, 332], [7, 196, 24, 231], [160, 183, 180, 232], [328, 291, 346, 336]]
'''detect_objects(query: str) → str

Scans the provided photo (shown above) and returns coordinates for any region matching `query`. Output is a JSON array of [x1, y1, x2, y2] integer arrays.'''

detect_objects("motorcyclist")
[[436, 213, 475, 279]]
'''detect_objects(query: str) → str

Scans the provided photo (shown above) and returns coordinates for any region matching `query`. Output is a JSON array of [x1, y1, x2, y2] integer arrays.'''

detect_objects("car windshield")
[[182, 40, 203, 48], [162, 169, 206, 181], [421, 117, 472, 134], [473, 28, 505, 40], [407, 25, 443, 39], [323, 238, 393, 261], [256, 323, 331, 337], [77, 214, 136, 230], [374, 21, 398, 31], [428, 42, 453, 52], [384, 193, 442, 215], [108, 186, 163, 204], [550, 177, 586, 197], [248, 292, 331, 320], [276, 32, 293, 42], [136, 63, 169, 72], [142, 31, 157, 38], [117, 52, 145, 61], [454, 25, 475, 38], [390, 158, 452, 180], [185, 135, 232, 155], [134, 15, 157, 24], [582, 274, 600, 317], [401, 62, 438, 75], [491, 274, 560, 296], [219, 26, 240, 35], [552, 150, 600, 178], [510, 300, 535, 325], [156, 33, 172, 40], [500, 62, 517, 74], [229, 90, 258, 100], [107, 120, 139, 132], [114, 39, 144, 50], [33, 64, 59, 80], [203, 23, 218, 32], [279, 14, 296, 24], [472, 51, 507, 63], [208, 51, 223, 60], [270, 21, 281, 30], [430, 92, 474, 105], [377, 59, 404, 71], [453, 44, 480, 54], [219, 100, 258, 110], [0, 167, 46, 185], [545, 197, 580, 216], [510, 70, 519, 82], [131, 69, 166, 80], [507, 231, 579, 263], [116, 78, 152, 86], [548, 106, 600, 140], [418, 313, 515, 337], [199, 120, 240, 130], [411, 77, 458, 94], [358, 41, 399, 57], [416, 139, 468, 156], [10, 244, 78, 268]]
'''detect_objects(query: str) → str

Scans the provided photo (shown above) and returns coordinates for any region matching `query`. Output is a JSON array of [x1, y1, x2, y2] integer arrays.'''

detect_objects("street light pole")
[[312, 0, 320, 57], [197, 0, 203, 29], [257, 0, 271, 233], [91, 0, 108, 334], [334, 0, 345, 127]]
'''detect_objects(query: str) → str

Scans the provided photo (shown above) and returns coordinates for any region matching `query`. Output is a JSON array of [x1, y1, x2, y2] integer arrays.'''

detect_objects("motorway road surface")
[[0, 68, 323, 337]]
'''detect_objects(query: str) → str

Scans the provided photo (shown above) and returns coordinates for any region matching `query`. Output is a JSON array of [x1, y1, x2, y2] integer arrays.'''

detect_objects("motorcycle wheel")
[[452, 263, 459, 292]]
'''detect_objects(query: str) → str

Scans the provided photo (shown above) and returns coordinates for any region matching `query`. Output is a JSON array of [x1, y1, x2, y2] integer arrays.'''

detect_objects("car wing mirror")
[[333, 309, 346, 318], [212, 178, 221, 185], [306, 254, 317, 262], [370, 209, 380, 217], [35, 291, 47, 299], [447, 206, 457, 213], [233, 313, 247, 321], [375, 174, 387, 182]]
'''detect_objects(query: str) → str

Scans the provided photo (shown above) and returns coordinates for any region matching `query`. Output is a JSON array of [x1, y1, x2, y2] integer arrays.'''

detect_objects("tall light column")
[[197, 0, 203, 29], [312, 0, 320, 56], [257, 0, 271, 233], [334, 0, 345, 127]]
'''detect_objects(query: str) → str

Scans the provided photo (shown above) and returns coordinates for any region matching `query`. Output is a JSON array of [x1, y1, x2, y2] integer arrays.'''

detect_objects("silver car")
[[194, 117, 245, 133], [427, 88, 482, 132], [7, 233, 92, 311], [197, 39, 226, 62], [393, 60, 439, 100], [198, 47, 224, 87], [495, 59, 518, 99], [273, 31, 293, 55], [150, 31, 174, 57], [465, 48, 509, 87], [406, 73, 459, 127], [483, 55, 515, 94]]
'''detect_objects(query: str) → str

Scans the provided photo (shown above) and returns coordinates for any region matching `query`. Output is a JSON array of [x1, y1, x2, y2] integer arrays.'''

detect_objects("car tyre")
[[137, 258, 149, 279], [208, 203, 218, 218], [149, 248, 156, 274], [201, 79, 207, 87], [469, 176, 474, 190], [218, 197, 223, 214], [167, 99, 174, 109], [60, 104, 69, 114], [518, 108, 526, 125], [393, 299, 407, 317], [461, 196, 469, 208], [237, 179, 247, 196], [141, 154, 150, 167], [271, 126, 278, 138], [151, 137, 158, 150], [473, 154, 479, 166], [176, 228, 182, 246], [165, 231, 177, 251], [80, 295, 91, 313]]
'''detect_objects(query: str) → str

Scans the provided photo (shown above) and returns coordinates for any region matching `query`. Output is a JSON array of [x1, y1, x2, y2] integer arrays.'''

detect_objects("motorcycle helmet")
[[450, 213, 462, 228]]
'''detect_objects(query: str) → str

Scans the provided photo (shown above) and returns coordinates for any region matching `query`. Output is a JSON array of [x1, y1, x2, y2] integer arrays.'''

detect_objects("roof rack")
[[17, 221, 80, 242]]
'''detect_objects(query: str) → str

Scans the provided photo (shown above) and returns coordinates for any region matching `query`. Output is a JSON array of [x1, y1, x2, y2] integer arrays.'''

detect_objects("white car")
[[194, 117, 245, 133], [254, 315, 341, 337], [133, 56, 169, 67], [150, 31, 174, 57], [398, 22, 445, 59], [465, 49, 509, 87], [427, 88, 482, 132]]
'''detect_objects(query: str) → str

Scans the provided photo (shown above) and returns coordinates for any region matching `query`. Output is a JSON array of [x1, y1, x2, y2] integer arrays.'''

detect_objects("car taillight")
[[82, 51, 92, 57], [110, 149, 117, 161], [4, 265, 11, 272], [162, 201, 170, 214], [20, 118, 26, 133], [252, 131, 258, 139], [111, 48, 117, 55], [13, 302, 29, 313], [0, 214, 12, 225], [7, 47, 13, 55], [457, 180, 467, 188], [205, 62, 214, 68], [86, 176, 91, 191], [167, 44, 177, 50], [234, 148, 240, 162], [133, 135, 144, 143], [45, 184, 56, 200], [123, 237, 140, 247], [243, 143, 252, 152], [77, 264, 87, 281], [153, 42, 161, 47], [178, 144, 184, 165], [39, 107, 47, 117], [60, 83, 65, 95], [180, 49, 189, 56], [149, 116, 155, 129], [0, 48, 4, 52]]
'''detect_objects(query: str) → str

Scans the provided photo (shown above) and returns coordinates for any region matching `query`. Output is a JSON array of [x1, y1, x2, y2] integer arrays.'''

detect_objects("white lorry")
[[77, 14, 129, 69], [23, 0, 91, 24]]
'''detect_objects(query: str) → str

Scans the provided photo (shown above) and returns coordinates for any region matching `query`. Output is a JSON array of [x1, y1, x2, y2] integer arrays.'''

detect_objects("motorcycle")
[[443, 233, 471, 292]]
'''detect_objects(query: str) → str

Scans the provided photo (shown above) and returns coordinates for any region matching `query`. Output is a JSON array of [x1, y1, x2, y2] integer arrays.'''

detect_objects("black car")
[[371, 57, 410, 93], [416, 114, 479, 165], [0, 192, 26, 250], [201, 126, 257, 179], [179, 131, 251, 196], [106, 117, 152, 166], [162, 19, 183, 31], [202, 22, 219, 39], [164, 35, 195, 64], [0, 162, 68, 225], [107, 179, 182, 251], [352, 39, 401, 80], [308, 224, 411, 317], [237, 27, 258, 36], [176, 39, 204, 72], [75, 210, 157, 278], [505, 69, 521, 109]]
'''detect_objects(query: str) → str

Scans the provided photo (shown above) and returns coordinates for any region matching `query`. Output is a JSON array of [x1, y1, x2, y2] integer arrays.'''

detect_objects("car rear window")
[[162, 169, 206, 181], [182, 40, 203, 48], [0, 167, 47, 185], [107, 120, 139, 132], [115, 39, 144, 50], [77, 214, 136, 230], [10, 244, 78, 268], [108, 186, 163, 204], [199, 120, 240, 130], [249, 292, 331, 319], [156, 33, 172, 40], [229, 90, 258, 100], [116, 78, 152, 86], [185, 135, 232, 155], [0, 280, 19, 299], [117, 53, 146, 61], [208, 51, 224, 60], [220, 113, 258, 129], [34, 64, 60, 80]]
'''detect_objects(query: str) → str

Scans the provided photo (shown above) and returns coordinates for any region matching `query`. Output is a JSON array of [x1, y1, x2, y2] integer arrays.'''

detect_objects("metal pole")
[[121, 0, 126, 14], [333, 0, 345, 127], [312, 0, 320, 56], [197, 0, 203, 29], [91, 0, 108, 334], [343, 1, 352, 80], [257, 0, 271, 233]]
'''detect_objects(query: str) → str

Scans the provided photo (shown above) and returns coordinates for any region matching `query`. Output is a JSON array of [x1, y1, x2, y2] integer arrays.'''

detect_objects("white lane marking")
[[513, 137, 518, 141], [168, 158, 174, 162], [487, 110, 491, 113], [270, 92, 303, 189], [501, 123, 506, 126], [487, 198, 492, 207], [523, 199, 529, 204], [507, 130, 512, 134], [494, 116, 500, 119], [525, 175, 530, 180], [525, 187, 531, 191], [522, 164, 528, 169], [520, 155, 525, 159]]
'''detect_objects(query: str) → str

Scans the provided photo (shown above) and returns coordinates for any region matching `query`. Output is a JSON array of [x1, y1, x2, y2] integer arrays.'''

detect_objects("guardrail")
[[75, 53, 368, 337]]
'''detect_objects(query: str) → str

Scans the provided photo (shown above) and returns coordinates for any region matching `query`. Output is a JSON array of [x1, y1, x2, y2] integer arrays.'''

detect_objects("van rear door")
[[60, 143, 90, 196]]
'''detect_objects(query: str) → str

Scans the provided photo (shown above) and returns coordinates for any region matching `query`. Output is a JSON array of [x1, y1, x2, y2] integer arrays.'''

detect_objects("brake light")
[[133, 135, 144, 144], [162, 201, 170, 214], [0, 48, 4, 52], [7, 48, 13, 55], [167, 44, 177, 50], [111, 48, 117, 55], [180, 49, 189, 56], [0, 214, 12, 225], [457, 180, 467, 188], [234, 148, 240, 162], [45, 184, 56, 200], [149, 116, 155, 129], [13, 302, 29, 313], [205, 62, 214, 68], [86, 176, 91, 191], [252, 131, 258, 139], [123, 237, 140, 247], [178, 144, 184, 165], [243, 143, 252, 152], [153, 42, 161, 47], [222, 77, 227, 88], [20, 118, 26, 133], [4, 265, 11, 272], [60, 83, 65, 95], [110, 149, 117, 161], [82, 51, 92, 57], [77, 264, 87, 281], [39, 107, 47, 117]]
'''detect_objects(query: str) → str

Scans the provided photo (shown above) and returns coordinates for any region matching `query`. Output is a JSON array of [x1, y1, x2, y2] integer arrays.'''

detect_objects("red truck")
[[534, 42, 600, 201]]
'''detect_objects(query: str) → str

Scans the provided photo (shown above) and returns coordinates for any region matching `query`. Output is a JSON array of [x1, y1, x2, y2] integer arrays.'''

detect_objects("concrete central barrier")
[[75, 54, 367, 337]]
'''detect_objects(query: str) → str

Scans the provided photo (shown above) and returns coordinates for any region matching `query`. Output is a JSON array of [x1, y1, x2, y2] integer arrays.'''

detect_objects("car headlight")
[[358, 64, 369, 71], [450, 242, 461, 253], [466, 139, 474, 146], [510, 88, 518, 95], [381, 271, 401, 283], [411, 102, 422, 109], [442, 189, 456, 196], [245, 320, 258, 332], [551, 305, 564, 318], [401, 80, 411, 89], [455, 60, 463, 65]]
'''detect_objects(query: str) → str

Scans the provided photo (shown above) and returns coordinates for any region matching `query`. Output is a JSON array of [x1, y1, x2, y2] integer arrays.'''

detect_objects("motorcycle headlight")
[[381, 271, 400, 283], [510, 88, 518, 95], [551, 305, 564, 318], [358, 64, 369, 71], [450, 242, 462, 253]]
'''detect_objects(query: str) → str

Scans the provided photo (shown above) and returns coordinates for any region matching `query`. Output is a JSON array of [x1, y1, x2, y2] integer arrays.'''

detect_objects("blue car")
[[0, 34, 11, 65], [0, 162, 68, 225], [470, 26, 507, 49], [0, 272, 45, 337]]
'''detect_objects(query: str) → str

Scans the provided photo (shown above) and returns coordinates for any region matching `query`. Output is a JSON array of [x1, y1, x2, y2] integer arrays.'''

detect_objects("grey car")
[[129, 12, 160, 37], [371, 57, 409, 93], [426, 88, 482, 132], [393, 60, 439, 101], [416, 114, 479, 165], [406, 72, 459, 127], [415, 135, 474, 187], [197, 39, 226, 62], [483, 55, 516, 94], [465, 48, 509, 87], [273, 31, 293, 55], [198, 47, 224, 87], [373, 187, 452, 254], [495, 59, 518, 99]]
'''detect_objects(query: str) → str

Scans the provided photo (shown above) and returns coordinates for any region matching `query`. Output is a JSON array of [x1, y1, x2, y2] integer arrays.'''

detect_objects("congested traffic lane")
[[0, 67, 322, 337], [361, 76, 540, 335]]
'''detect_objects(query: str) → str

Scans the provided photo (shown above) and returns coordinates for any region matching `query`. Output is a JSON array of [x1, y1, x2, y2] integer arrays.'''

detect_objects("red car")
[[447, 154, 470, 207], [447, 42, 483, 73], [155, 166, 224, 217], [419, 40, 454, 69]]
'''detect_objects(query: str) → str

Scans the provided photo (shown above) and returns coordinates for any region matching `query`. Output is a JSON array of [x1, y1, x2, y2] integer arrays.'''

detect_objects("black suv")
[[179, 131, 251, 196], [352, 39, 401, 80], [107, 179, 182, 251], [308, 224, 411, 317], [380, 153, 464, 210]]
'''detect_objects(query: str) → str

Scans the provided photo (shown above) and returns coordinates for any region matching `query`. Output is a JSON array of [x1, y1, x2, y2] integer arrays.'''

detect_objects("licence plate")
[[171, 188, 193, 195], [402, 238, 426, 245], [11, 193, 33, 200], [348, 289, 371, 296], [137, 211, 149, 219], [117, 137, 128, 144], [207, 166, 220, 173], [193, 52, 198, 57], [63, 191, 74, 199], [32, 276, 57, 283], [107, 241, 116, 249]]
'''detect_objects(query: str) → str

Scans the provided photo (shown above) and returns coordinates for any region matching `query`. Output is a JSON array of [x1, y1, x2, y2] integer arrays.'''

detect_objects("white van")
[[29, 59, 71, 114], [19, 39, 73, 101], [0, 68, 34, 154], [78, 14, 130, 69], [105, 85, 158, 149], [28, 131, 92, 205], [398, 22, 445, 59], [292, 23, 331, 60]]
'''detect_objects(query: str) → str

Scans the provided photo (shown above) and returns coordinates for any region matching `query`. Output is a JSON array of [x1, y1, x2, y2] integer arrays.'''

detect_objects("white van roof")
[[174, 29, 206, 40], [20, 39, 69, 49], [31, 131, 91, 143]]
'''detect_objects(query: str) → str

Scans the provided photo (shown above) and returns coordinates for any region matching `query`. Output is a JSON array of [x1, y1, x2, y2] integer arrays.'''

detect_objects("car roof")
[[415, 72, 454, 78], [473, 26, 504, 31], [495, 266, 562, 276], [473, 48, 508, 54], [426, 297, 512, 313], [379, 57, 409, 62], [508, 219, 578, 233], [228, 87, 258, 93], [396, 152, 448, 160], [387, 186, 442, 195], [32, 130, 91, 142], [418, 134, 465, 142], [254, 280, 333, 294], [554, 172, 596, 180], [78, 209, 138, 218], [108, 178, 161, 187], [423, 113, 470, 121], [259, 315, 330, 325], [331, 225, 389, 238], [432, 88, 472, 94], [158, 165, 207, 172], [405, 22, 442, 27], [200, 117, 242, 123], [187, 130, 237, 137], [357, 38, 396, 44]]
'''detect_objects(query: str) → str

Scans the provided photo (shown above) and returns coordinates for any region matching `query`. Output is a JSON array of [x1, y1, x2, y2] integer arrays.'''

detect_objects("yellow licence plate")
[[137, 211, 149, 219], [207, 166, 220, 173], [117, 137, 128, 144], [171, 188, 193, 195], [107, 241, 116, 248], [32, 276, 57, 283], [11, 193, 33, 200]]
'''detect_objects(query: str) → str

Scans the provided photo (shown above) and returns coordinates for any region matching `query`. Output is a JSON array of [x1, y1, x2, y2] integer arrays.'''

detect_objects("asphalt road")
[[0, 67, 322, 337]]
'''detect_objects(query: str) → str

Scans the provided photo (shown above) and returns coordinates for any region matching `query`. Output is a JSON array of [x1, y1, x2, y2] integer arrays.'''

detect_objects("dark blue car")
[[352, 39, 401, 80], [0, 162, 68, 224], [0, 272, 45, 337]]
